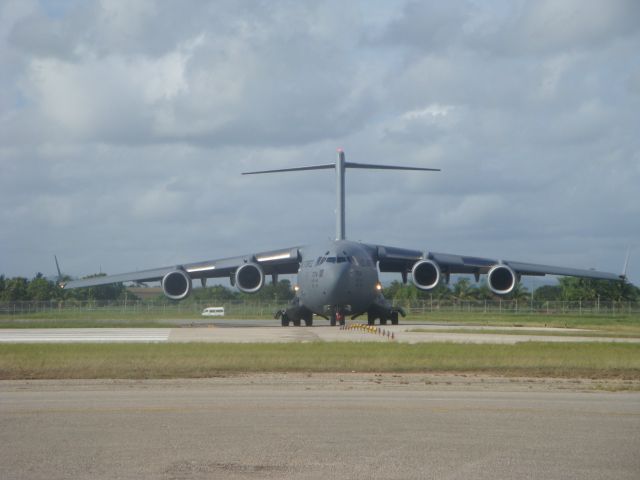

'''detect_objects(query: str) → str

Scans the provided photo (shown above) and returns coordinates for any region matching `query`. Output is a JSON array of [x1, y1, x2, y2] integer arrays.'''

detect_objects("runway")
[[0, 328, 170, 343], [0, 322, 638, 344], [1, 375, 638, 479]]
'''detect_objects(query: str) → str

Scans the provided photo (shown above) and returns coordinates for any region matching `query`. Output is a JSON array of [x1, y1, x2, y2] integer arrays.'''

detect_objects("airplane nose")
[[325, 263, 352, 299]]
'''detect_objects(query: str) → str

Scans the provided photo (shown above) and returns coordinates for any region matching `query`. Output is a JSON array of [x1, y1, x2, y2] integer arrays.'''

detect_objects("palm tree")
[[452, 278, 475, 301]]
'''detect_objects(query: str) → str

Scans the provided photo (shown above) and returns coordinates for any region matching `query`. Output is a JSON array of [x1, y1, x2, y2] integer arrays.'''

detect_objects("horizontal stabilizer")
[[242, 164, 334, 175], [345, 162, 440, 172], [243, 162, 440, 175]]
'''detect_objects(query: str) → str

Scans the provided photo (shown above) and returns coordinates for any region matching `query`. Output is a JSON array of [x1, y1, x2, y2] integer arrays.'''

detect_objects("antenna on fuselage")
[[242, 150, 440, 241]]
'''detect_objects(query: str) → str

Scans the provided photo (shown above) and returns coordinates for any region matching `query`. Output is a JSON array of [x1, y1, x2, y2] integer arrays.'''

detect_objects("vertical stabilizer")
[[336, 149, 346, 240], [242, 151, 439, 241]]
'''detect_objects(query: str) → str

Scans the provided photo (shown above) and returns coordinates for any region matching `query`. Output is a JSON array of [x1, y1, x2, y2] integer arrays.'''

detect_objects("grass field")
[[407, 328, 640, 338], [1, 342, 638, 380]]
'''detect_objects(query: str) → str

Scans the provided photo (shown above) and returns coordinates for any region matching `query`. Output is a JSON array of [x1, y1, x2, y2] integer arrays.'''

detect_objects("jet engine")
[[487, 264, 517, 295], [235, 263, 265, 293], [411, 259, 441, 291], [162, 269, 192, 300]]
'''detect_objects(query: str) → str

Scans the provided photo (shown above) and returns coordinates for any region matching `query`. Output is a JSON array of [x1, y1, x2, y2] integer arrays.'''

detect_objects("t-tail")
[[242, 150, 440, 241]]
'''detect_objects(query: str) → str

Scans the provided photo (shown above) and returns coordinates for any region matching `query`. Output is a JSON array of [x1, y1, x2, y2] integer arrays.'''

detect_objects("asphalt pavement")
[[1, 376, 638, 480]]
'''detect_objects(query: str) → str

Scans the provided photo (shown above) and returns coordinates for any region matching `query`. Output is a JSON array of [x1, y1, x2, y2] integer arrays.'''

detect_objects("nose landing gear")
[[330, 312, 346, 327]]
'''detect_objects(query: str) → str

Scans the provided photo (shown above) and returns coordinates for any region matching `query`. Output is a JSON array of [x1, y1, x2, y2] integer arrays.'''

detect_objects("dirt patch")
[[2, 372, 639, 393]]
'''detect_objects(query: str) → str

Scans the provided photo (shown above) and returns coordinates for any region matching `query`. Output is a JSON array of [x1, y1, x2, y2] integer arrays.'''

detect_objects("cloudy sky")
[[1, 0, 639, 285]]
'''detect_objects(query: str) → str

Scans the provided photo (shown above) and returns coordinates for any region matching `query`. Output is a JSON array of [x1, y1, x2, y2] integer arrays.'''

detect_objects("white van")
[[201, 307, 225, 317]]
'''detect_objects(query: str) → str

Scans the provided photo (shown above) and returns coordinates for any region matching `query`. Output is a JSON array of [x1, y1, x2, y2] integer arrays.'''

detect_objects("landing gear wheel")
[[281, 315, 290, 327], [391, 312, 399, 325], [330, 314, 337, 327], [380, 317, 387, 325], [304, 316, 313, 327]]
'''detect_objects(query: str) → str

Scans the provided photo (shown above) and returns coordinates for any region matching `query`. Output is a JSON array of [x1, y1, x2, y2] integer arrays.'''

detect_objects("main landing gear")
[[367, 310, 400, 326], [276, 309, 313, 327]]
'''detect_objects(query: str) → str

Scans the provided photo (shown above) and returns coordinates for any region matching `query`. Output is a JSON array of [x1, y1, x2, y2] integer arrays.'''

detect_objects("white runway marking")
[[0, 328, 170, 343]]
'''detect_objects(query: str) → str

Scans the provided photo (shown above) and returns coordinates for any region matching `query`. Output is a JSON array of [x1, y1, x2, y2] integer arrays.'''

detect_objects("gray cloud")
[[0, 0, 638, 285]]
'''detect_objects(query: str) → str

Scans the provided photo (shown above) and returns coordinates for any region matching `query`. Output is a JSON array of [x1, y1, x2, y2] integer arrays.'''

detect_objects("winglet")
[[54, 255, 62, 279], [621, 248, 631, 281], [54, 255, 66, 288]]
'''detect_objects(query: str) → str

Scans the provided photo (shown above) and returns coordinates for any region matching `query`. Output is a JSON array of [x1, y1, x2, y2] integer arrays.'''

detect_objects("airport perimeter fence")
[[1, 299, 639, 317]]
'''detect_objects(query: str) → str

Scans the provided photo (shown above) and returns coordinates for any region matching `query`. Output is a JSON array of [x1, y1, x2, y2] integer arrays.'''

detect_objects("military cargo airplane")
[[62, 150, 627, 326]]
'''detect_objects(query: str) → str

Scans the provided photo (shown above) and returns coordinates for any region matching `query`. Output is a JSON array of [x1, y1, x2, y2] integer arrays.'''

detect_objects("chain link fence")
[[0, 299, 284, 318], [395, 299, 640, 316], [1, 299, 638, 317]]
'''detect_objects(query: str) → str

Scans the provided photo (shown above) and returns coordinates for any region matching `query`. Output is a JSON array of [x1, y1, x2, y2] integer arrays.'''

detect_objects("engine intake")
[[411, 260, 441, 291], [487, 264, 517, 295], [162, 269, 192, 300], [236, 263, 265, 294]]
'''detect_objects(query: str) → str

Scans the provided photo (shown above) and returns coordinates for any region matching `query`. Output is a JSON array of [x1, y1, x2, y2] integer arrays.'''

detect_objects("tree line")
[[0, 273, 637, 303], [0, 273, 128, 302]]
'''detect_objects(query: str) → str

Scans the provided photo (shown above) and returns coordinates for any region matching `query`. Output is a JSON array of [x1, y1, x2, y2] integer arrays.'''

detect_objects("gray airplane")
[[62, 150, 628, 326]]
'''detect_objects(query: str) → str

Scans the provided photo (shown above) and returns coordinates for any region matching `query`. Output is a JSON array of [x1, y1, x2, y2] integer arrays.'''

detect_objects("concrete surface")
[[0, 323, 638, 344], [1, 375, 638, 480]]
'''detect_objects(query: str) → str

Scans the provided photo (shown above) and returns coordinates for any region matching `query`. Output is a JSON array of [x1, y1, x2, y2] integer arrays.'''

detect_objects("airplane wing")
[[61, 246, 301, 290], [371, 244, 624, 292]]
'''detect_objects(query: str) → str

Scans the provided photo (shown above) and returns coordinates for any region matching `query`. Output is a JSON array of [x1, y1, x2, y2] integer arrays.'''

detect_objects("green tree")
[[241, 279, 295, 303], [1, 277, 29, 301], [452, 278, 475, 301], [192, 285, 238, 303], [590, 279, 639, 302], [389, 281, 419, 306], [429, 282, 453, 301], [475, 283, 495, 300], [505, 282, 530, 301], [384, 280, 405, 300], [534, 284, 562, 301], [27, 274, 58, 301]]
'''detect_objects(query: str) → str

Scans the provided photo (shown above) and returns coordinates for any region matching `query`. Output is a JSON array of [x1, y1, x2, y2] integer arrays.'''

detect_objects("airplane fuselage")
[[297, 240, 379, 318]]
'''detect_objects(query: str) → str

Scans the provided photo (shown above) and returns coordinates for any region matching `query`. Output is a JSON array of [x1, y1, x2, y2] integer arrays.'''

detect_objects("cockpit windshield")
[[316, 255, 351, 265]]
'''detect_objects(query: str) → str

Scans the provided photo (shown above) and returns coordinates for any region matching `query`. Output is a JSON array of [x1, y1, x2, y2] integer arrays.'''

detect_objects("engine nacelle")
[[235, 263, 265, 294], [411, 259, 441, 291], [487, 264, 517, 295], [162, 269, 192, 300]]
